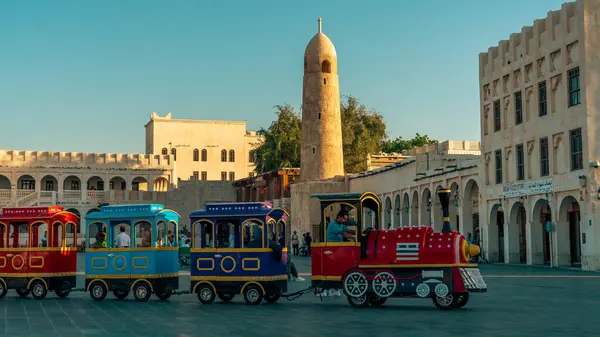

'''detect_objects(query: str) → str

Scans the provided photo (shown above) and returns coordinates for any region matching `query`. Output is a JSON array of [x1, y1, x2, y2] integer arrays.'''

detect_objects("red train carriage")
[[310, 189, 486, 310], [0, 206, 79, 300]]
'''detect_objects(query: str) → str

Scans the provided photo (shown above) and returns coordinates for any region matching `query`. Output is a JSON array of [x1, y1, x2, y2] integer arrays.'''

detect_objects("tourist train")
[[0, 188, 486, 310]]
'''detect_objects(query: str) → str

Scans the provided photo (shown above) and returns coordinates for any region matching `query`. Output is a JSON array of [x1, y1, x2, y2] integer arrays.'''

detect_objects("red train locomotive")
[[310, 189, 486, 310], [0, 206, 79, 300]]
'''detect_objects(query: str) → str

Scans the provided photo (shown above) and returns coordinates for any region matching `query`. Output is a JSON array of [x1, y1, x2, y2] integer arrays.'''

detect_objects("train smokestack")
[[437, 188, 452, 233]]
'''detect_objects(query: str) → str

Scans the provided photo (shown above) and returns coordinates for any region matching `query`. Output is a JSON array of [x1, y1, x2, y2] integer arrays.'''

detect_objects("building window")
[[249, 151, 255, 163], [193, 171, 199, 180], [516, 144, 524, 180], [538, 81, 547, 116], [540, 137, 549, 177], [221, 150, 227, 162], [71, 181, 80, 190], [161, 148, 168, 155], [568, 67, 580, 107], [171, 148, 177, 161], [45, 180, 54, 191], [493, 100, 501, 132], [495, 150, 502, 184], [109, 181, 114, 190], [229, 172, 235, 181], [201, 149, 207, 162], [97, 181, 104, 191], [201, 171, 207, 181], [249, 172, 255, 177], [570, 128, 583, 171], [321, 60, 331, 73], [229, 150, 235, 162], [193, 149, 199, 161], [132, 181, 139, 191], [20, 179, 35, 190], [221, 172, 227, 181], [514, 91, 522, 125]]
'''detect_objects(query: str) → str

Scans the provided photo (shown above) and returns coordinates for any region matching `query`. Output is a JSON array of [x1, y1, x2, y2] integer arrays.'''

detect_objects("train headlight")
[[461, 239, 470, 262]]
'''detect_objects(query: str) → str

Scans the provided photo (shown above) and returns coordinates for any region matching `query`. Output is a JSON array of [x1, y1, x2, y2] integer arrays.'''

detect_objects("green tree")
[[251, 104, 301, 173], [341, 95, 387, 173], [381, 133, 439, 154]]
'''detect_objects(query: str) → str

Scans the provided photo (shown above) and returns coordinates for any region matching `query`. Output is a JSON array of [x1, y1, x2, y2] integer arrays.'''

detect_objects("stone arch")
[[432, 185, 444, 231], [109, 177, 126, 190], [489, 203, 504, 262], [393, 194, 401, 228], [421, 188, 432, 227], [321, 60, 331, 73], [17, 174, 35, 190], [86, 176, 104, 191], [0, 174, 10, 189], [508, 201, 527, 264], [63, 175, 81, 191], [153, 177, 169, 192], [132, 177, 148, 191], [462, 179, 479, 235], [402, 192, 410, 227], [383, 196, 392, 229], [449, 182, 459, 231], [40, 175, 58, 191], [558, 195, 581, 266], [411, 191, 419, 226], [531, 199, 552, 265]]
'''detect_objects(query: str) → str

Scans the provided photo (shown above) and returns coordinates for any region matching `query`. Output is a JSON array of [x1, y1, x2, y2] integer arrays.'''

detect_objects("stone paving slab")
[[0, 255, 596, 336]]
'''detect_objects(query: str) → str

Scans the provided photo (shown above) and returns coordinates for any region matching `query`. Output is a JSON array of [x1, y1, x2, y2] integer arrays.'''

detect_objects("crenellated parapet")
[[0, 150, 174, 169], [479, 1, 579, 81]]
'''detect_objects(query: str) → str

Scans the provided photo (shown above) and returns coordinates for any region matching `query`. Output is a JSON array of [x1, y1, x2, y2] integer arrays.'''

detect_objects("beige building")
[[478, 0, 599, 270], [366, 153, 411, 171], [145, 112, 260, 183]]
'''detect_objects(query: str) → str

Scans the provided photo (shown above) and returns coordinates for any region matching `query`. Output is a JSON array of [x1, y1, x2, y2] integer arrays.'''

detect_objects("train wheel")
[[432, 293, 457, 310], [16, 289, 30, 297], [243, 285, 263, 305], [156, 290, 172, 301], [264, 292, 281, 304], [217, 292, 234, 302], [455, 293, 469, 308], [31, 281, 48, 300], [369, 296, 387, 307], [347, 294, 371, 308], [0, 281, 7, 299], [56, 289, 70, 298], [133, 282, 152, 302], [90, 282, 107, 302], [113, 290, 129, 300], [197, 284, 216, 304]]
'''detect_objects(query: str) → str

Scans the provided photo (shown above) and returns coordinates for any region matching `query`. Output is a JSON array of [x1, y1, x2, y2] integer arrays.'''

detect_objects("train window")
[[65, 222, 77, 247], [216, 221, 240, 248], [267, 221, 275, 241], [110, 222, 130, 248], [156, 221, 168, 247], [193, 221, 214, 248], [31, 221, 48, 248], [0, 223, 5, 248], [8, 223, 28, 248], [323, 203, 358, 244], [277, 220, 286, 247], [168, 221, 179, 247], [87, 222, 107, 248], [52, 222, 64, 248], [242, 220, 264, 248], [133, 221, 152, 248]]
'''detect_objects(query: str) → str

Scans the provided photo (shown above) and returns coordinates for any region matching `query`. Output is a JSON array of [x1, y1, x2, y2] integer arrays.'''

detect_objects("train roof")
[[310, 192, 381, 204], [85, 204, 180, 221], [0, 206, 79, 221], [190, 202, 289, 221]]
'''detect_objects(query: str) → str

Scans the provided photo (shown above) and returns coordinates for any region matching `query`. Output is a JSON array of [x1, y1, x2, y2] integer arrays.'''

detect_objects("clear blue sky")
[[0, 0, 566, 154]]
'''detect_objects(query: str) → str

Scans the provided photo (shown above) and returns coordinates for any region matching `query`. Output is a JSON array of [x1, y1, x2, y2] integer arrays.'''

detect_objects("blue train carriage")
[[84, 204, 181, 302], [189, 202, 289, 305]]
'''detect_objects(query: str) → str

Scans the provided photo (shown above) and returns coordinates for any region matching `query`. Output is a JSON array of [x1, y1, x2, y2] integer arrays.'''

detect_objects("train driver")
[[326, 210, 355, 242]]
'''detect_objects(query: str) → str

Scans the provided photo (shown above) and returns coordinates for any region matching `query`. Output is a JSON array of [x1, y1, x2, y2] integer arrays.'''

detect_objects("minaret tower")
[[300, 18, 344, 181]]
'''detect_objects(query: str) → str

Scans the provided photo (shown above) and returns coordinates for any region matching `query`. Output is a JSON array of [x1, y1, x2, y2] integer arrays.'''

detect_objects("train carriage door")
[[7, 222, 29, 288], [241, 219, 265, 276], [109, 220, 131, 282], [191, 219, 216, 279], [360, 196, 381, 259], [131, 220, 153, 279], [322, 203, 360, 281], [215, 219, 240, 278]]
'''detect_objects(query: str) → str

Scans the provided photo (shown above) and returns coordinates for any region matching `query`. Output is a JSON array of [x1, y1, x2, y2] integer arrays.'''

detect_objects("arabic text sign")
[[502, 178, 553, 198]]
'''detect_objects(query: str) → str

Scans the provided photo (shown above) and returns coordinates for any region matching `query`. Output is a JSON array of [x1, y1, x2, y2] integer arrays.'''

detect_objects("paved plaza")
[[0, 255, 598, 336]]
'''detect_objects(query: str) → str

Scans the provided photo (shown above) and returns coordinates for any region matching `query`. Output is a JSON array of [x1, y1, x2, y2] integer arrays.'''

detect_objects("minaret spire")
[[318, 18, 322, 33]]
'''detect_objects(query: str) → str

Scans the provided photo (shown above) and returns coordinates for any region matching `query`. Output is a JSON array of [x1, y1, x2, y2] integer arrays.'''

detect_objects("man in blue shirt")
[[326, 210, 355, 242]]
